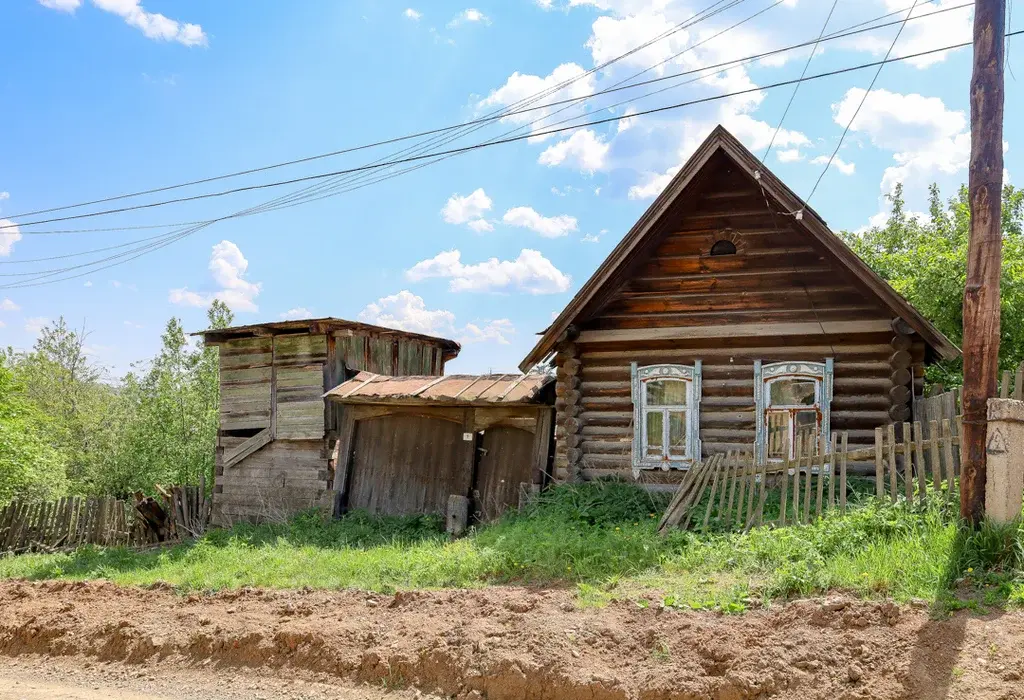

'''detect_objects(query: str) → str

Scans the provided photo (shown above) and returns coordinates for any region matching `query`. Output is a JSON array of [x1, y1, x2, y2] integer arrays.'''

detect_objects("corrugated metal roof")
[[325, 371, 554, 406]]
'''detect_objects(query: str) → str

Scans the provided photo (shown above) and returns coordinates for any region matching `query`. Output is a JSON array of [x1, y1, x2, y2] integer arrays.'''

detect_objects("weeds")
[[0, 482, 1021, 611]]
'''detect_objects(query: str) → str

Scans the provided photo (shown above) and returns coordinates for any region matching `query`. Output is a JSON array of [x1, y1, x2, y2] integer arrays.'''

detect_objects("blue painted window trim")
[[630, 361, 702, 477], [754, 359, 833, 465]]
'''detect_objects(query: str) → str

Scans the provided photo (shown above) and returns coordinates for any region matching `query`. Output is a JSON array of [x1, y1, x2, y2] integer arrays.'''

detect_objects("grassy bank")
[[1, 481, 1021, 611]]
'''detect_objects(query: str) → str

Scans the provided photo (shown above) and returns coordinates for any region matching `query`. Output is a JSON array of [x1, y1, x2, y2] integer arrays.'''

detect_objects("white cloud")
[[279, 307, 313, 320], [83, 281, 93, 287], [0, 320, 5, 328], [0, 298, 20, 311], [831, 87, 970, 199], [0, 192, 9, 201], [502, 207, 578, 238], [123, 320, 143, 329], [581, 233, 602, 243], [448, 8, 490, 27], [617, 107, 639, 134], [843, 0, 971, 69], [478, 63, 595, 139], [87, 0, 207, 47], [460, 319, 514, 345], [406, 249, 571, 294], [776, 148, 803, 163], [403, 8, 422, 20], [538, 129, 609, 172], [0, 220, 21, 257], [169, 240, 262, 313], [38, 0, 81, 11], [25, 317, 49, 336], [628, 165, 679, 200], [535, 0, 555, 8], [442, 188, 493, 231], [358, 290, 514, 344], [811, 155, 855, 176]]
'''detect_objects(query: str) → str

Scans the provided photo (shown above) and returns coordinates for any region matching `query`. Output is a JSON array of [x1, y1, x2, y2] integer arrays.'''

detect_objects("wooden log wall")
[[548, 153, 931, 483]]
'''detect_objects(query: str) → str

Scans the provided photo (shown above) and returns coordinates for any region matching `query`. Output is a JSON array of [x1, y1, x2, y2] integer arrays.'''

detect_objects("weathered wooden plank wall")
[[219, 337, 273, 432], [474, 426, 537, 521]]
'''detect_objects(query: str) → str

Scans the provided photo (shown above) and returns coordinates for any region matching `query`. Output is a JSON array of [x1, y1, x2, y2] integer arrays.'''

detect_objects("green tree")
[[5, 318, 118, 491], [0, 361, 68, 505], [841, 183, 1024, 385], [101, 301, 233, 494]]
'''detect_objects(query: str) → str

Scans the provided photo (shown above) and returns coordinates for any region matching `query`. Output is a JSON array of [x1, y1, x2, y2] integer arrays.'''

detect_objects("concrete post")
[[985, 398, 1024, 523]]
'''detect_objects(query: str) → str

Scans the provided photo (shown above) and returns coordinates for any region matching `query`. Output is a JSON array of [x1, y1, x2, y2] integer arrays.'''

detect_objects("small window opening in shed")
[[710, 239, 737, 256]]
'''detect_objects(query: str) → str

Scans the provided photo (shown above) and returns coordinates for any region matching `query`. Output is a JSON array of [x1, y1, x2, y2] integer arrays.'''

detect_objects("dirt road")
[[0, 655, 430, 700], [2, 580, 1023, 699]]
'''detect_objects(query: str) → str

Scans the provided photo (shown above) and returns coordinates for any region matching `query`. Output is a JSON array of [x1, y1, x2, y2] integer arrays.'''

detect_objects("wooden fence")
[[0, 484, 211, 555], [660, 407, 964, 534]]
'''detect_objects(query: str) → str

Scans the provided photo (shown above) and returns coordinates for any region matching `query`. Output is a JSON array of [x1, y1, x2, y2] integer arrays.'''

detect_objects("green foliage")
[[840, 183, 1024, 385], [3, 483, 1020, 612], [0, 362, 68, 505], [1, 301, 232, 500]]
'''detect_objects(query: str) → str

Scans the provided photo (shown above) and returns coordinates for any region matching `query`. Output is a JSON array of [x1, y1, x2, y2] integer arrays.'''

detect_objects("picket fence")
[[0, 484, 210, 555], [659, 394, 966, 534]]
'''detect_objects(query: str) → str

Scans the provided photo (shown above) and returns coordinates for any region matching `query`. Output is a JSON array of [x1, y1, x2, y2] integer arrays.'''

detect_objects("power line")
[[763, 0, 840, 161], [3, 4, 976, 234], [805, 0, 922, 204], [2, 32, 1014, 287], [4, 0, 966, 229], [4, 0, 739, 222]]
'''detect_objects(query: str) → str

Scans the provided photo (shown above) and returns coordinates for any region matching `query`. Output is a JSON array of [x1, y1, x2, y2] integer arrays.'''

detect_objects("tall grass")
[[0, 481, 1020, 609]]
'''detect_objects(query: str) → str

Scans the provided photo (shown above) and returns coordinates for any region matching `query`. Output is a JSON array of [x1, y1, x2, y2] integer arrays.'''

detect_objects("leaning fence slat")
[[815, 433, 826, 518], [792, 437, 802, 525], [802, 432, 813, 523], [744, 454, 757, 524], [941, 419, 956, 499], [778, 454, 790, 526], [874, 426, 884, 500], [902, 423, 913, 502], [702, 460, 722, 530], [724, 452, 739, 528], [716, 452, 732, 523], [828, 431, 838, 510], [886, 423, 897, 502], [1015, 364, 1024, 401], [928, 419, 942, 492], [913, 421, 927, 503], [1001, 370, 1011, 399], [840, 432, 849, 514], [682, 456, 718, 531], [752, 460, 769, 529]]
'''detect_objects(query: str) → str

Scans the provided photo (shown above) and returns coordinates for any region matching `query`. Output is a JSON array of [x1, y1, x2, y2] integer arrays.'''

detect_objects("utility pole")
[[961, 0, 1006, 524]]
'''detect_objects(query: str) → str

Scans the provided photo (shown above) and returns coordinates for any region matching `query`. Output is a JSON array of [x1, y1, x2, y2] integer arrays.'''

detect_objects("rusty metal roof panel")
[[325, 372, 554, 406]]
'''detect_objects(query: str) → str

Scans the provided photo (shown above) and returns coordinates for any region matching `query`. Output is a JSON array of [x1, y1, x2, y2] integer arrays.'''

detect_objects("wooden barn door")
[[473, 426, 536, 522], [347, 415, 471, 516]]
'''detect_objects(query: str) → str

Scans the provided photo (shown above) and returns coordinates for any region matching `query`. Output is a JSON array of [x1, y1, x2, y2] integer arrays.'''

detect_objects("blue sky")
[[0, 0, 1016, 376]]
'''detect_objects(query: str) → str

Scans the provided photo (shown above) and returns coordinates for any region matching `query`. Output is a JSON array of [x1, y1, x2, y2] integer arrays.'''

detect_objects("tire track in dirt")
[[1, 581, 1022, 699]]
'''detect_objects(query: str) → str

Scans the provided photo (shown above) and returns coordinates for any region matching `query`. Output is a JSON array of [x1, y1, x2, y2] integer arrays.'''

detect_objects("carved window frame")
[[754, 360, 834, 464], [630, 362, 702, 477]]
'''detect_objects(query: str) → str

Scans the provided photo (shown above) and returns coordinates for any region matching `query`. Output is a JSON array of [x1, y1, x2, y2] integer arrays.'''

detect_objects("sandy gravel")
[[1, 580, 1023, 699]]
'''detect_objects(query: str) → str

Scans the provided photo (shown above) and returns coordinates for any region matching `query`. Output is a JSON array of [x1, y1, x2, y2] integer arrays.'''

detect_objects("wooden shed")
[[520, 125, 960, 485], [325, 372, 555, 521], [195, 318, 460, 525]]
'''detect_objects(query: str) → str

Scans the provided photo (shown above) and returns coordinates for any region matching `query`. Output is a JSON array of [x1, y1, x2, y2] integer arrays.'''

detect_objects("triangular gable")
[[519, 125, 959, 371]]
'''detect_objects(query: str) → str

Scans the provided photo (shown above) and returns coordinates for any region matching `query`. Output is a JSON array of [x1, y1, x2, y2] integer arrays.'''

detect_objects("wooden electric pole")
[[961, 0, 1006, 524]]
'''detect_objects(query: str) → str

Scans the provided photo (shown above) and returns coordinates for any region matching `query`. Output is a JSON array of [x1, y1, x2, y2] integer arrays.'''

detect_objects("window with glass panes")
[[630, 363, 701, 473], [754, 360, 833, 464]]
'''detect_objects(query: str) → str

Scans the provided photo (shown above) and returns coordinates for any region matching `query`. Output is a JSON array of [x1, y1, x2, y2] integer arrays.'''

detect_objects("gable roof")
[[519, 125, 960, 371]]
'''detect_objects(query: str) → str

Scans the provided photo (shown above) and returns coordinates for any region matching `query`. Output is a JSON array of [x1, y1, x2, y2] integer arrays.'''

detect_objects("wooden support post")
[[961, 0, 1006, 524]]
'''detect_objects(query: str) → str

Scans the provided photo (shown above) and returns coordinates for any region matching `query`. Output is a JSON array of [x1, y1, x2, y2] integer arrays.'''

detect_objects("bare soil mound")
[[1, 580, 1022, 699]]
